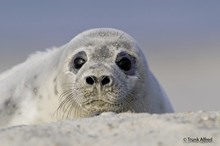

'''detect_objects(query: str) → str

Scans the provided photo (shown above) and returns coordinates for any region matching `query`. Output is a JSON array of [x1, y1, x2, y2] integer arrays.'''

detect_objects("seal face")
[[0, 28, 174, 127], [58, 48, 139, 118], [55, 42, 141, 117]]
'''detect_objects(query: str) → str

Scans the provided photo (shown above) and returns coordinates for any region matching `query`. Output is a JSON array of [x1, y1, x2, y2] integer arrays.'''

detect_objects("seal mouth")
[[83, 99, 120, 106], [82, 99, 125, 113]]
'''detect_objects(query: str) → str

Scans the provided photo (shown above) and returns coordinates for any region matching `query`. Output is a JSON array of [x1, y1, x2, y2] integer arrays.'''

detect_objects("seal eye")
[[117, 57, 131, 71], [74, 57, 86, 69]]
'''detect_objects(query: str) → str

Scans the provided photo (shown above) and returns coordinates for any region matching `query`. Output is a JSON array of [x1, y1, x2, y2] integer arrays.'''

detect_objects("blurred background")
[[0, 0, 219, 112]]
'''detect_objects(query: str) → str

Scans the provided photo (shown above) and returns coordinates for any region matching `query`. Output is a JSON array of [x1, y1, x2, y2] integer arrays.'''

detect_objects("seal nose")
[[85, 75, 112, 86], [86, 76, 96, 85], [101, 76, 111, 86]]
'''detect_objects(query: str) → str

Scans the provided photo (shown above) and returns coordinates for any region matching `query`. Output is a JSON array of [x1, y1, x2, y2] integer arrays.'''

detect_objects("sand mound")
[[0, 111, 219, 146]]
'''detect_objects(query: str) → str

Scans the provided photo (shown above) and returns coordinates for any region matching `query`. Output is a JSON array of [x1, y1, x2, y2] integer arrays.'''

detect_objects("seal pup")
[[0, 28, 174, 127]]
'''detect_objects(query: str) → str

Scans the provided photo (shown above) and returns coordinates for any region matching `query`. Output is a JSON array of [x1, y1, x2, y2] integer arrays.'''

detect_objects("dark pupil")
[[118, 57, 131, 71], [74, 58, 85, 69]]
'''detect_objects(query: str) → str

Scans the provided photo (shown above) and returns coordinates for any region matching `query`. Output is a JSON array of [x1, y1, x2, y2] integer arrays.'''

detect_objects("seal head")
[[56, 28, 173, 119]]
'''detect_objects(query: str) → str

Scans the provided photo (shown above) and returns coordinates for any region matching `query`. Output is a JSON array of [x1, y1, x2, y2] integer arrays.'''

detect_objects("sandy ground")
[[0, 111, 219, 146]]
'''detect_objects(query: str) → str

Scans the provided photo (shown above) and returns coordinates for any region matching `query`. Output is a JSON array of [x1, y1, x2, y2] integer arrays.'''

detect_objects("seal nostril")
[[86, 76, 95, 85], [101, 76, 111, 86]]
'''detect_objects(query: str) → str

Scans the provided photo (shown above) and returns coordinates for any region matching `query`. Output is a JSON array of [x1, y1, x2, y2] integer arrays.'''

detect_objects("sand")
[[0, 111, 219, 146]]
